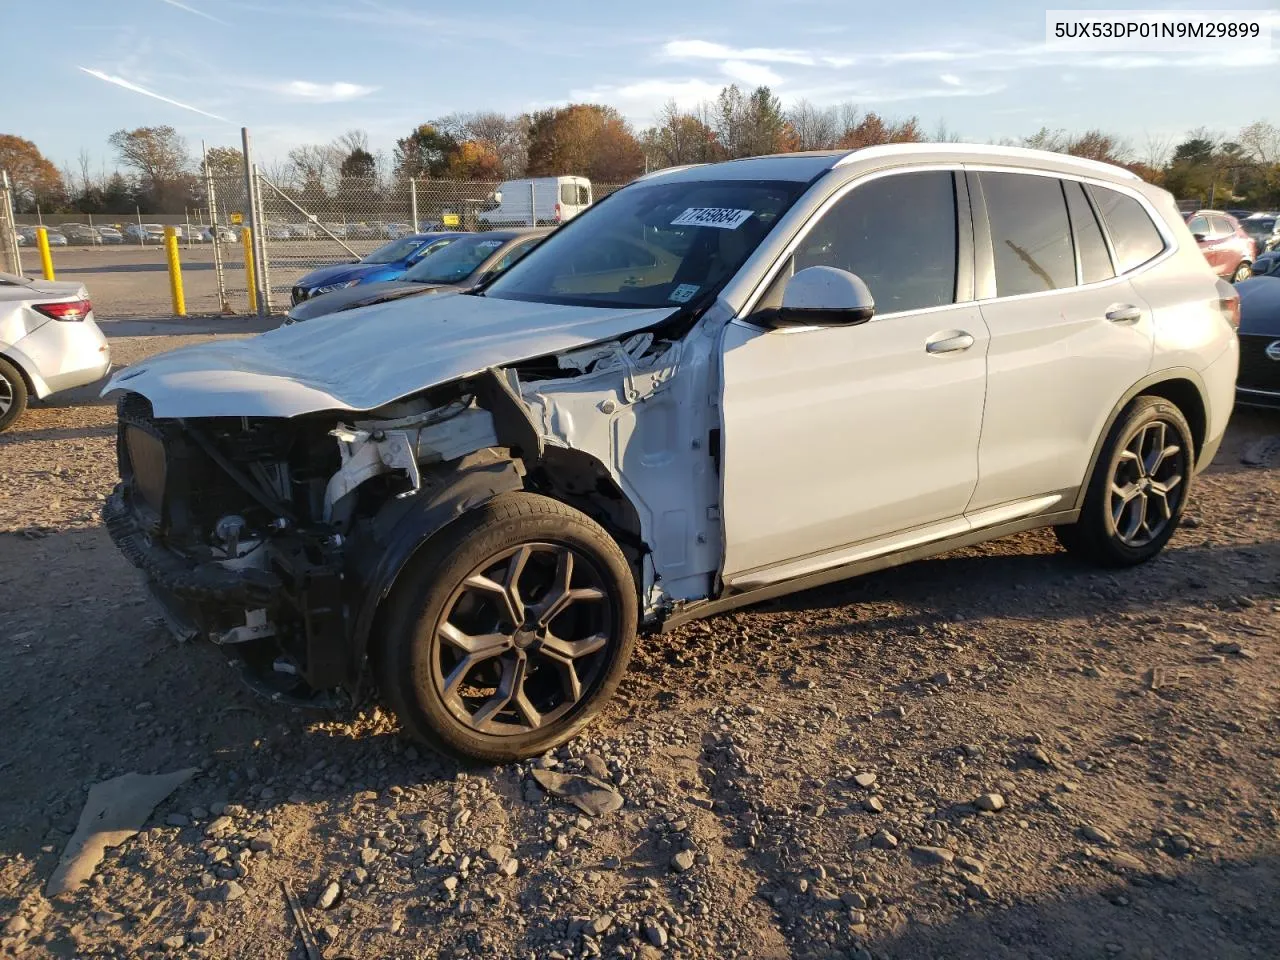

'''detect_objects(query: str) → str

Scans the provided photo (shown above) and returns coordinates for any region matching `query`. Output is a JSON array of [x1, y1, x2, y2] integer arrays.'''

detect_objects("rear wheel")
[[1055, 396, 1194, 567], [0, 357, 29, 433], [377, 492, 637, 763], [1232, 261, 1252, 283]]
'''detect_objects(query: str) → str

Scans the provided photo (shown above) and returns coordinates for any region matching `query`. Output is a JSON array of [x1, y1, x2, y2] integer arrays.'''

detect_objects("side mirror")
[[1192, 232, 1207, 243], [492, 190, 503, 204], [771, 266, 875, 327]]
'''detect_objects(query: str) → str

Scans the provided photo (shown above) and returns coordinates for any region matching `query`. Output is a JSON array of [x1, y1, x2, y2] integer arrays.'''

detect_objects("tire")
[[1231, 261, 1252, 283], [1054, 396, 1194, 567], [377, 492, 637, 763], [0, 356, 30, 433]]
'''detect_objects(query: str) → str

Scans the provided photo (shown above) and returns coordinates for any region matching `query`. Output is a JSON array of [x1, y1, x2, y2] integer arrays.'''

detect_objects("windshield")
[[483, 179, 805, 308], [362, 236, 430, 264], [1242, 218, 1275, 239], [405, 234, 507, 284]]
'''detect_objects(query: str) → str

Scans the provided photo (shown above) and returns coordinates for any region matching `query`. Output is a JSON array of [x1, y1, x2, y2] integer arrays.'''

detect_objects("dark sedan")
[[285, 228, 550, 323], [1236, 276, 1280, 409]]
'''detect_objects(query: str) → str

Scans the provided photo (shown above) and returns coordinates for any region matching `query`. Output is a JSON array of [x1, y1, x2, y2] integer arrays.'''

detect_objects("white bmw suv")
[[104, 144, 1238, 761]]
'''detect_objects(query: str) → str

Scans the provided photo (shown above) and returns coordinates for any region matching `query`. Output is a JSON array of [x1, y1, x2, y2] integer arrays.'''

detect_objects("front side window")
[[981, 172, 1074, 297], [492, 238, 541, 273], [363, 236, 428, 264], [1089, 185, 1166, 273], [791, 170, 958, 313], [484, 179, 806, 309], [1209, 216, 1234, 238], [1064, 181, 1115, 284]]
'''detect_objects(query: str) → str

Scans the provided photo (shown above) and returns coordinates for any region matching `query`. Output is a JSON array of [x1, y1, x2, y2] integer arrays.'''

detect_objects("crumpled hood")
[[1238, 275, 1280, 336], [104, 293, 678, 418], [287, 280, 446, 321], [294, 261, 384, 290]]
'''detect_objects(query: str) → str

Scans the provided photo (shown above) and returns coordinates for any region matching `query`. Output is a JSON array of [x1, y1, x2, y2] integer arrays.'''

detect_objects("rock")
[[587, 914, 613, 936], [853, 773, 877, 789], [841, 890, 868, 910], [484, 843, 511, 863], [4, 916, 31, 936], [497, 857, 519, 878], [165, 814, 191, 828], [214, 880, 245, 903], [351, 867, 368, 886], [1107, 852, 1147, 873], [645, 920, 669, 947], [862, 796, 884, 814], [1080, 824, 1114, 846], [974, 793, 1005, 812], [442, 876, 459, 893], [584, 754, 610, 780], [359, 847, 379, 867], [955, 856, 985, 875], [249, 833, 274, 853], [317, 881, 341, 910], [162, 934, 186, 950], [910, 845, 954, 866], [1028, 747, 1056, 768], [671, 850, 696, 873], [206, 816, 233, 837], [872, 830, 899, 850], [188, 928, 214, 945], [530, 769, 623, 817]]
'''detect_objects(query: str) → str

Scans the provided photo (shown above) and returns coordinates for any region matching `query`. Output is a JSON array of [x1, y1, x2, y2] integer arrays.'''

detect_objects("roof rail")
[[832, 142, 1141, 180]]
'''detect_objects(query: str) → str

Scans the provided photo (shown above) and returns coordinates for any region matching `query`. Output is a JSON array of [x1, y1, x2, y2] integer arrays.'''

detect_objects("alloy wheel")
[[0, 373, 13, 415], [1108, 419, 1187, 548], [432, 542, 614, 736]]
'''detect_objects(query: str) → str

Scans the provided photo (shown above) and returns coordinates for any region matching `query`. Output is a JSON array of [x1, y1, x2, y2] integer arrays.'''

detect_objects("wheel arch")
[[0, 347, 46, 399], [1072, 367, 1210, 512]]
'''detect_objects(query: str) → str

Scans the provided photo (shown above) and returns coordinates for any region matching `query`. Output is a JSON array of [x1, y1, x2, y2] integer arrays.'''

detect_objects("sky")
[[5, 0, 1280, 173]]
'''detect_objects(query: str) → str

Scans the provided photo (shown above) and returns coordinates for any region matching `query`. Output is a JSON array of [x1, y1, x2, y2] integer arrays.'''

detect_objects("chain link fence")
[[0, 173, 24, 276]]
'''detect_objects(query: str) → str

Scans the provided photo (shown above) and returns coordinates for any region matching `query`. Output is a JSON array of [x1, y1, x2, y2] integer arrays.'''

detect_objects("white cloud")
[[570, 77, 725, 114], [77, 67, 230, 121], [271, 80, 379, 102], [720, 60, 783, 86], [788, 79, 1007, 104], [663, 40, 815, 65], [939, 73, 962, 86]]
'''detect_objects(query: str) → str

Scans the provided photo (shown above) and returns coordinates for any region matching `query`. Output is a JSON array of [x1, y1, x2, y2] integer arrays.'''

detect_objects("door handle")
[[1106, 304, 1142, 324], [925, 331, 975, 355]]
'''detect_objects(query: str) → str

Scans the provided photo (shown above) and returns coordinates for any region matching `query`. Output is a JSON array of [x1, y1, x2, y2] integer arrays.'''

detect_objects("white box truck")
[[477, 176, 593, 227]]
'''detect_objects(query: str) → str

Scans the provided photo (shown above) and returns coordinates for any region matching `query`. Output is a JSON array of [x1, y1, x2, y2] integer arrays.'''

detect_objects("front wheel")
[[1055, 396, 1194, 567], [1232, 261, 1252, 283], [377, 492, 637, 762]]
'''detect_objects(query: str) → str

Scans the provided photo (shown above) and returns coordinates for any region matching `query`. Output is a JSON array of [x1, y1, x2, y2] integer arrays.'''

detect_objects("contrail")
[[78, 68, 230, 122], [158, 0, 227, 24]]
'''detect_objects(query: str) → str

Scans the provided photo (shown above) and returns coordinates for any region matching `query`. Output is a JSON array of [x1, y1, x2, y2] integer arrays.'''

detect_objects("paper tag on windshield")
[[478, 240, 503, 250], [671, 207, 754, 229], [669, 283, 700, 303]]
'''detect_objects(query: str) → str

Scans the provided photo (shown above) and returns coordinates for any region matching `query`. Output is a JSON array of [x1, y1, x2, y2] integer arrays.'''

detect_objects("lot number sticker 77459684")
[[671, 208, 755, 229]]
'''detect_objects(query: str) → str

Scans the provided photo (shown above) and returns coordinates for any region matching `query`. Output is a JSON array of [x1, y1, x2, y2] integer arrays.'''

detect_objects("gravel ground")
[[1, 328, 1277, 960]]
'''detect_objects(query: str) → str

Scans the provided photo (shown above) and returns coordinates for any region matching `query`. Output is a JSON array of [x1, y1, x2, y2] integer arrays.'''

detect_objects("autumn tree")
[[442, 141, 503, 180], [787, 100, 840, 151], [339, 147, 377, 180], [526, 104, 643, 182], [641, 101, 723, 169], [432, 112, 527, 176], [837, 112, 923, 149], [713, 85, 792, 158], [108, 125, 195, 212], [393, 124, 457, 179], [203, 146, 243, 179], [0, 134, 66, 212]]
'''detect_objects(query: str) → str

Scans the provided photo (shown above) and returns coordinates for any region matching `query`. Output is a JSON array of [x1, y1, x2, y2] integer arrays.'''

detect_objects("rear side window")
[[792, 170, 958, 313], [1089, 185, 1166, 273], [1186, 215, 1209, 236], [1209, 216, 1234, 237], [560, 183, 576, 204], [1064, 181, 1114, 284], [981, 172, 1074, 297]]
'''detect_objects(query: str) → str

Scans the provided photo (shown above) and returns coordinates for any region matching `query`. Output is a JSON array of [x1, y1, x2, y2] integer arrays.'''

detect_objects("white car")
[[0, 273, 111, 432], [124, 223, 166, 243], [103, 144, 1237, 761]]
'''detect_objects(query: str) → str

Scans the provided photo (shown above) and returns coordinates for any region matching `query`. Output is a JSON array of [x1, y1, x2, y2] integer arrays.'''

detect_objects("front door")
[[719, 169, 989, 582]]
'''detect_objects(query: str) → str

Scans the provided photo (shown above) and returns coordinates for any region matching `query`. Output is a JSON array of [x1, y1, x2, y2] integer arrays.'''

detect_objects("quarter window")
[[1064, 181, 1115, 284], [1089, 185, 1166, 273], [792, 170, 958, 313], [980, 172, 1074, 297]]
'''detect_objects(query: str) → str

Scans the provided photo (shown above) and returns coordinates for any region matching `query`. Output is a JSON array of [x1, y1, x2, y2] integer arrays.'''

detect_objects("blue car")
[[290, 232, 462, 305]]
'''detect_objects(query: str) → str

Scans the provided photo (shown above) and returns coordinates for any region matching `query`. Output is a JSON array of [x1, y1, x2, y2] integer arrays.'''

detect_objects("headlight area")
[[106, 393, 353, 706], [312, 279, 362, 296]]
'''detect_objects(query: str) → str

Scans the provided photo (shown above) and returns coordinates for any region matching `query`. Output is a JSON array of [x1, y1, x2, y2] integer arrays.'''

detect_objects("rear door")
[[967, 171, 1157, 512]]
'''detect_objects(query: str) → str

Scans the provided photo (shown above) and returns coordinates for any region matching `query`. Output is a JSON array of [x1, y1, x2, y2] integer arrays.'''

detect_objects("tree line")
[[2, 84, 1278, 215]]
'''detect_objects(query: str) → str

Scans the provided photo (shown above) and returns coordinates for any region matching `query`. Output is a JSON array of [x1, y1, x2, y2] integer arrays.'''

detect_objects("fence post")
[[410, 178, 418, 232], [0, 172, 23, 276], [529, 182, 536, 227], [163, 226, 186, 316], [241, 227, 258, 314], [35, 227, 55, 280], [240, 128, 268, 317], [202, 141, 231, 314], [251, 164, 273, 313]]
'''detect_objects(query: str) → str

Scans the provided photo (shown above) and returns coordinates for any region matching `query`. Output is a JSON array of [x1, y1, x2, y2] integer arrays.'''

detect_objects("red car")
[[1184, 210, 1255, 282]]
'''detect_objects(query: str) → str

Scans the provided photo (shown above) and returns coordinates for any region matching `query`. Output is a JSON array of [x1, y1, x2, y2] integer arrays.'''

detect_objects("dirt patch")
[[1, 334, 1277, 959]]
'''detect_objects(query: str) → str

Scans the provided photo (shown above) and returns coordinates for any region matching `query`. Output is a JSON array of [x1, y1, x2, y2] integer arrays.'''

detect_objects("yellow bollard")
[[241, 226, 257, 314], [35, 227, 55, 280], [163, 226, 186, 316]]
